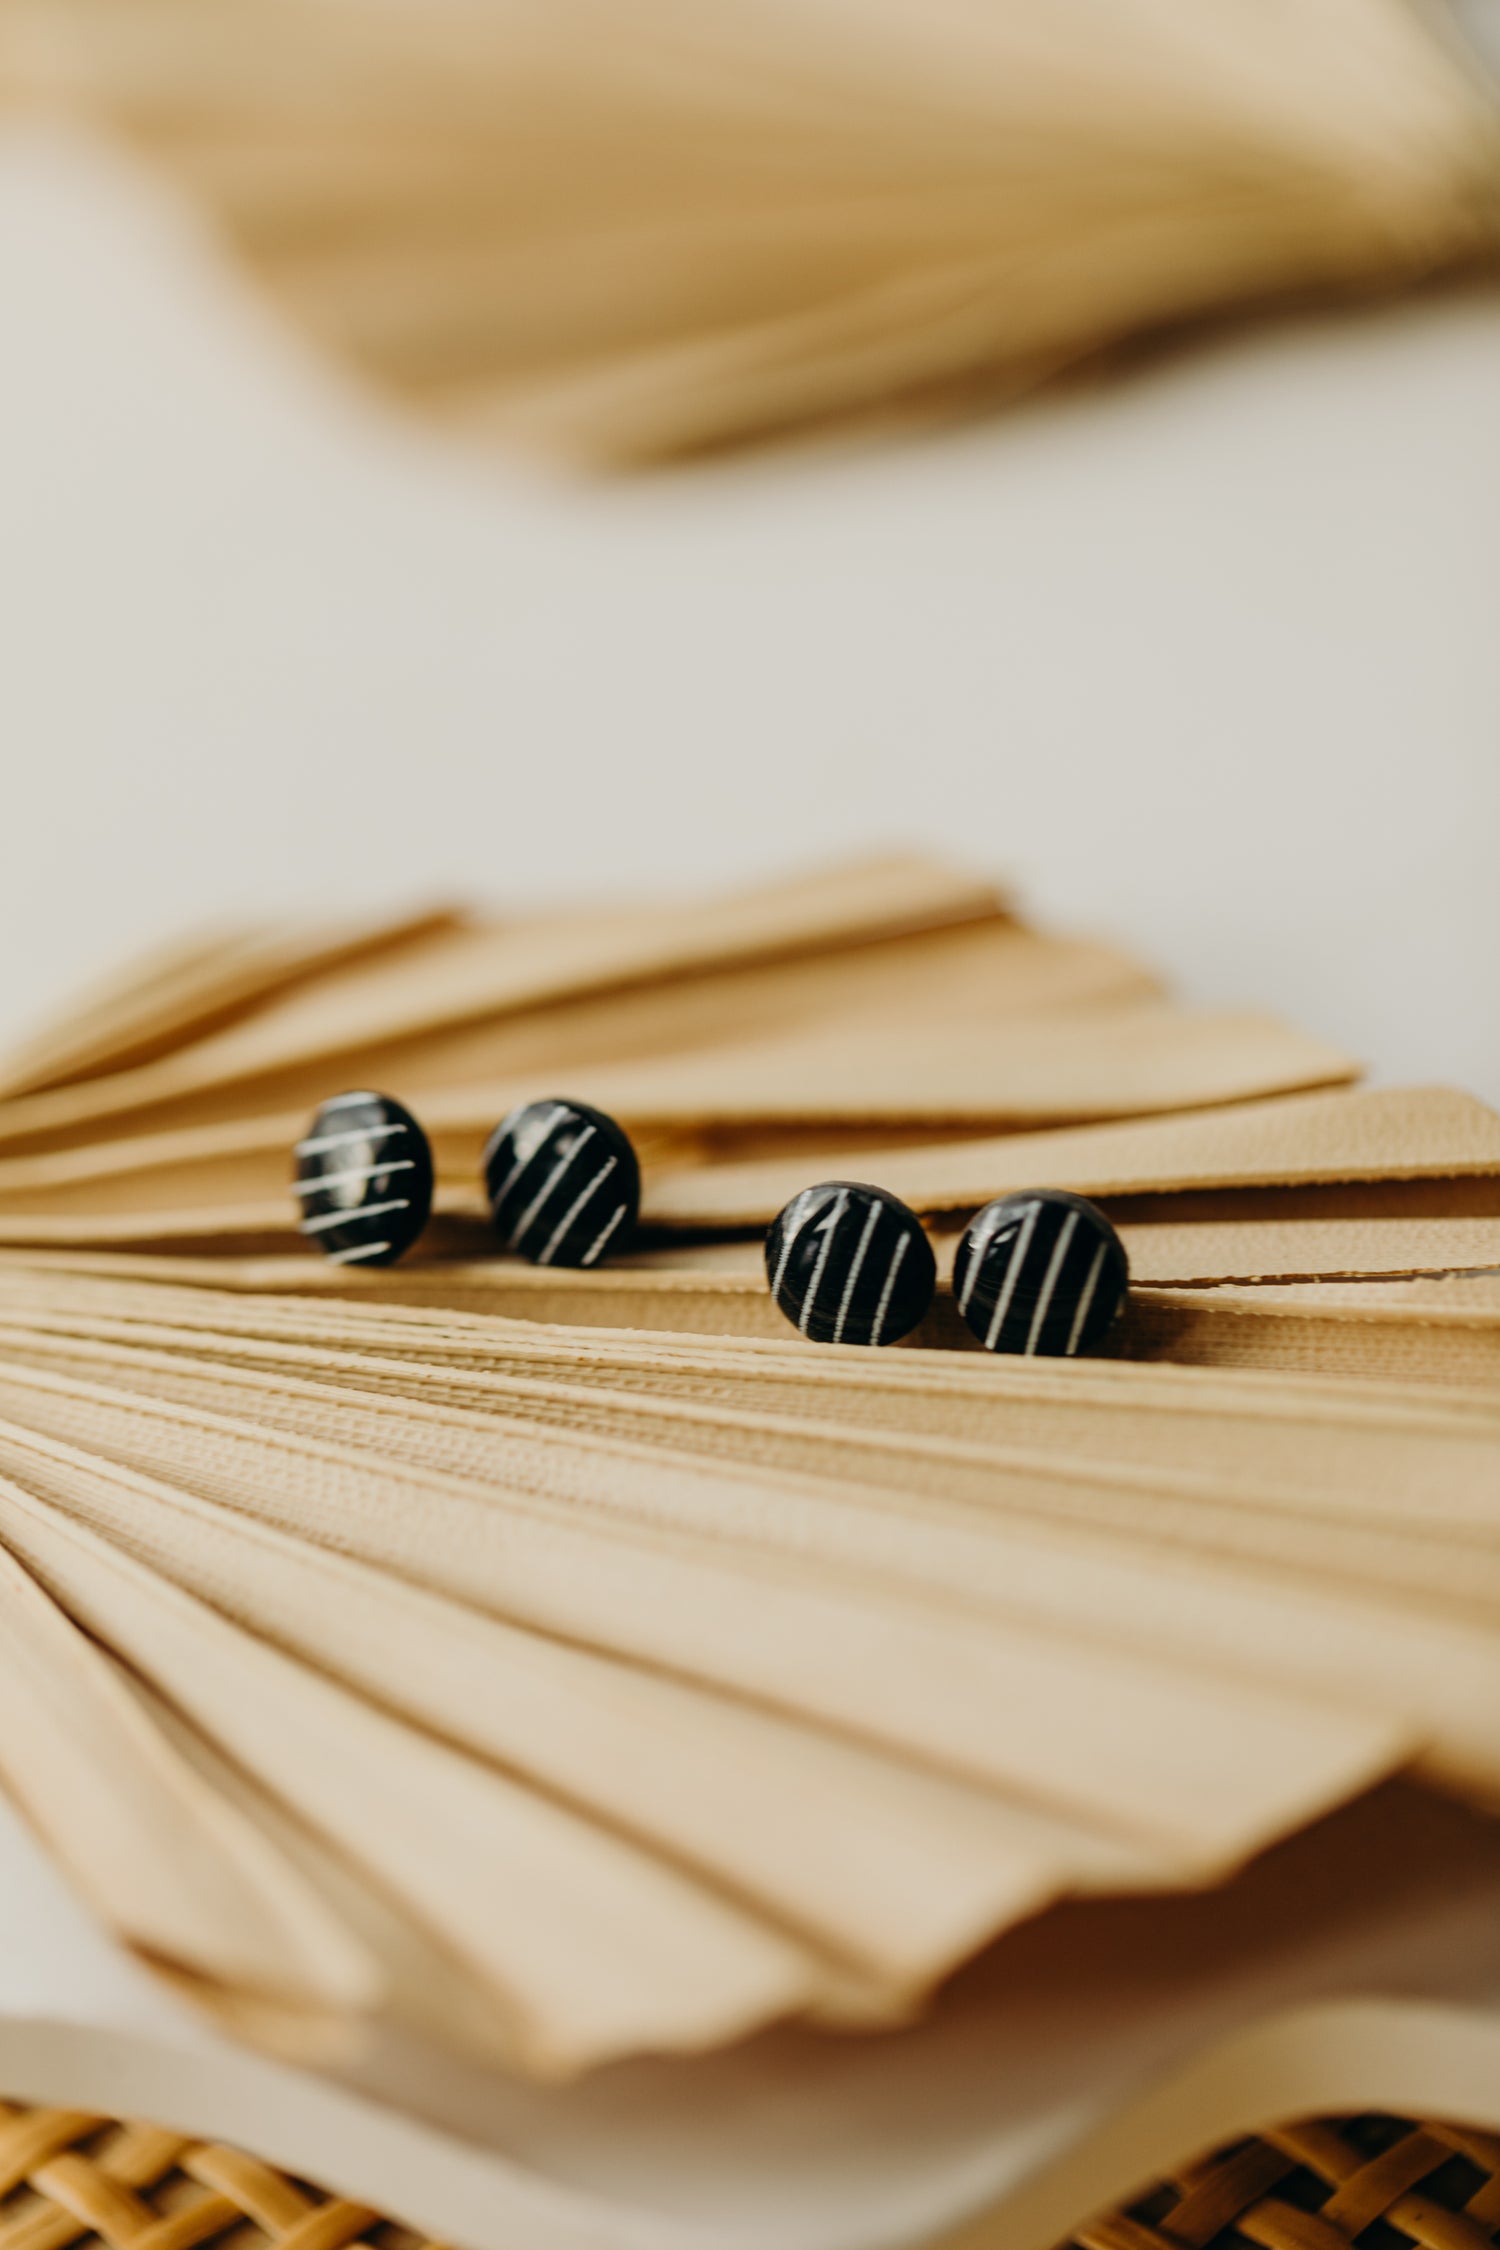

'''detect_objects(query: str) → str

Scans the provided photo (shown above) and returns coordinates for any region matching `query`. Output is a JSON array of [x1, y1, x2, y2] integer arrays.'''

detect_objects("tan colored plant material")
[[5, 0, 1499, 461], [0, 857, 1493, 2079]]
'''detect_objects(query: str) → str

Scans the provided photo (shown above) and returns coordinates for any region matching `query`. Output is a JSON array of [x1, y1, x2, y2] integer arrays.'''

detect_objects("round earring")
[[293, 1091, 434, 1267], [953, 1188, 1127, 1356], [765, 1181, 936, 1345], [483, 1098, 640, 1267]]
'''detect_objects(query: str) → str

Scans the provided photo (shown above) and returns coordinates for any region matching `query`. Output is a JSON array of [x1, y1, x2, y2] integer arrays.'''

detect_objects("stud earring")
[[483, 1098, 640, 1267], [953, 1188, 1127, 1356], [293, 1091, 434, 1266], [765, 1181, 937, 1345]]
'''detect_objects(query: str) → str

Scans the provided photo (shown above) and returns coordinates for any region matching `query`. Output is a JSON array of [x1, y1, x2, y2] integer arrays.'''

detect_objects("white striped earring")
[[482, 1098, 640, 1268], [765, 1181, 936, 1345], [293, 1092, 435, 1267], [953, 1189, 1128, 1356]]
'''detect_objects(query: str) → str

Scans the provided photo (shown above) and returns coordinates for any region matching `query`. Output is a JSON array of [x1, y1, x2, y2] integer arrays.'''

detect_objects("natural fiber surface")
[[0, 2102, 441, 2250], [6, 0, 1500, 461], [1, 2105, 1496, 2250], [0, 859, 1493, 2081], [1064, 2113, 1500, 2250]]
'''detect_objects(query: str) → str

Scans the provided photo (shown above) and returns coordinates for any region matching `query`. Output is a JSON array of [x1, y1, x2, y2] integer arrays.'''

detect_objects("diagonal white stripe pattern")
[[1024, 1209, 1079, 1355], [983, 1198, 1042, 1351], [510, 1125, 596, 1250], [870, 1231, 911, 1345], [293, 1160, 416, 1197], [487, 1103, 569, 1214], [295, 1121, 408, 1158], [1066, 1237, 1111, 1356], [957, 1204, 1007, 1317], [580, 1202, 630, 1267], [799, 1190, 849, 1336], [769, 1189, 814, 1308], [301, 1198, 410, 1236], [537, 1154, 617, 1266], [831, 1196, 883, 1345]]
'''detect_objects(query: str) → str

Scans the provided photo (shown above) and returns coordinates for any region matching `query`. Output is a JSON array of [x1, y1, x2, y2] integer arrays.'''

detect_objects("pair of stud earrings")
[[293, 1091, 639, 1270], [294, 1090, 1128, 1359], [764, 1180, 1128, 1356]]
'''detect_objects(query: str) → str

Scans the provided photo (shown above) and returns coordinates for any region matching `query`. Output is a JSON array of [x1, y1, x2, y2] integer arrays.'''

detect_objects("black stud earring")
[[953, 1188, 1127, 1356], [293, 1091, 434, 1267], [765, 1181, 936, 1345], [483, 1098, 640, 1267]]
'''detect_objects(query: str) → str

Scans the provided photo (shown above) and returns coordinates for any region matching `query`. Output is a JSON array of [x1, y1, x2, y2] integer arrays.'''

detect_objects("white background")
[[1, 123, 1498, 1098]]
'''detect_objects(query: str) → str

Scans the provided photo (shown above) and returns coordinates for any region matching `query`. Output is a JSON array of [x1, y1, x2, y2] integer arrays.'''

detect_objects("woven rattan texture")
[[1, 2105, 1497, 2250], [0, 2104, 447, 2250], [1064, 2114, 1500, 2250]]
